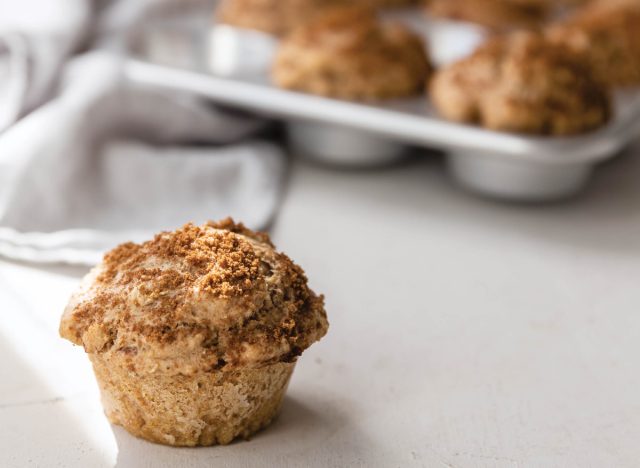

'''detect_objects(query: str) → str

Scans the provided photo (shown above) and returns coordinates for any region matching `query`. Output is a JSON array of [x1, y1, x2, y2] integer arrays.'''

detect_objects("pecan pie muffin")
[[273, 6, 431, 100], [547, 0, 640, 86], [59, 219, 329, 446], [430, 31, 611, 135]]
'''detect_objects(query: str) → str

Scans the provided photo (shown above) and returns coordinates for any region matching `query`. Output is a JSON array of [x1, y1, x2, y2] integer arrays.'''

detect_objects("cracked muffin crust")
[[60, 218, 329, 446], [272, 6, 432, 100], [425, 0, 551, 31], [546, 0, 640, 86], [429, 32, 611, 135]]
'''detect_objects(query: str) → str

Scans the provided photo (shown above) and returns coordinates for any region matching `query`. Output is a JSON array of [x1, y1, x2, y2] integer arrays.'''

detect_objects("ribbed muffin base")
[[89, 355, 295, 446]]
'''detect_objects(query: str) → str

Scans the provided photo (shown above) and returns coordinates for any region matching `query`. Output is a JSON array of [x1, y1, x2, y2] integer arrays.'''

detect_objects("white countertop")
[[2, 149, 640, 467]]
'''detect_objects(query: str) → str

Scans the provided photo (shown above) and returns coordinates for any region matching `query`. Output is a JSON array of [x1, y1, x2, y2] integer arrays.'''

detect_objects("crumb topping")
[[430, 31, 611, 135], [216, 0, 420, 36], [546, 0, 640, 86], [426, 0, 551, 31], [217, 0, 348, 36], [100, 223, 262, 299], [272, 5, 431, 100], [59, 218, 329, 374]]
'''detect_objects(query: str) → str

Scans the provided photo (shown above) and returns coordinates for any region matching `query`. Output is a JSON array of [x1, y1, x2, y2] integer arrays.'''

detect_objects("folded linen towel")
[[0, 0, 285, 265]]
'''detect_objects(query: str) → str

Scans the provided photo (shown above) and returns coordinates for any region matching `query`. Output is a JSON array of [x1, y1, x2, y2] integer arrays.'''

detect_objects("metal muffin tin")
[[129, 13, 640, 201]]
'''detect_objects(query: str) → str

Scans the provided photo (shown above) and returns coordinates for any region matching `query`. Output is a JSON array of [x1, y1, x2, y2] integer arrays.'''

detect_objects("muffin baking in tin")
[[273, 6, 432, 100], [215, 0, 635, 135], [216, 0, 346, 36], [430, 32, 611, 135], [425, 0, 551, 32], [546, 0, 640, 86], [217, 0, 420, 36], [265, 1, 621, 136]]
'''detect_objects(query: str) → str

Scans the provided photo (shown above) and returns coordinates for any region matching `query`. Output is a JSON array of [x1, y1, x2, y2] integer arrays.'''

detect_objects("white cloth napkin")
[[0, 0, 286, 265]]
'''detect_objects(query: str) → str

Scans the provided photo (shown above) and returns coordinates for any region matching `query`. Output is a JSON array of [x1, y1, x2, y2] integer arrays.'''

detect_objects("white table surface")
[[2, 148, 640, 468]]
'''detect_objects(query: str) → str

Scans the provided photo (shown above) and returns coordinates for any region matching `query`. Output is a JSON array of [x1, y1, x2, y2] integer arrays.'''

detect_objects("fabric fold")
[[0, 0, 286, 265]]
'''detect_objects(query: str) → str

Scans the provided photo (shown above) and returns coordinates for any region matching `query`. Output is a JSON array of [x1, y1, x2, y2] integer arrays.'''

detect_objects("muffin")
[[59, 219, 329, 446], [368, 0, 419, 6], [546, 0, 640, 86], [216, 0, 346, 36], [273, 6, 432, 100], [429, 31, 611, 135], [425, 0, 551, 31]]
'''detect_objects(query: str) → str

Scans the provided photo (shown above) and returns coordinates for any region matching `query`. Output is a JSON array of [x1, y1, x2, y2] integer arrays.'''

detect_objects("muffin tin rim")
[[124, 58, 640, 167]]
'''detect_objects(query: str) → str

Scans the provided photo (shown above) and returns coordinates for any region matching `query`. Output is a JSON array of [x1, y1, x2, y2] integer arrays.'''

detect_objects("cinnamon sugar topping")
[[100, 220, 263, 299], [59, 218, 329, 373]]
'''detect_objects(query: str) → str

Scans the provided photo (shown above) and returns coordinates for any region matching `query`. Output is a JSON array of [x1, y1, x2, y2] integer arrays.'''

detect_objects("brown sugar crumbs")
[[61, 218, 329, 368], [89, 221, 268, 344], [101, 219, 263, 299]]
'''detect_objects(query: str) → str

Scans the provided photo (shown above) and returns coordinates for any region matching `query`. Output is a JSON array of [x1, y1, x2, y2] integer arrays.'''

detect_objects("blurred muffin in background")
[[367, 0, 420, 6], [216, 0, 421, 37], [216, 0, 346, 36], [273, 6, 431, 100], [425, 0, 551, 31], [430, 32, 611, 135], [547, 0, 640, 86]]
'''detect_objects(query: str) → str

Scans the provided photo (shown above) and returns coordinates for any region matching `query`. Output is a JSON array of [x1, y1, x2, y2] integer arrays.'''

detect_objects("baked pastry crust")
[[429, 32, 611, 135], [547, 0, 640, 86], [426, 0, 551, 31], [272, 6, 431, 100]]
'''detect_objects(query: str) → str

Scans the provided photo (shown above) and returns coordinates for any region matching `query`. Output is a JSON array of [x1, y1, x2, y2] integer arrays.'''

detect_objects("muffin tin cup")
[[208, 24, 278, 77], [287, 121, 406, 167], [447, 151, 593, 201]]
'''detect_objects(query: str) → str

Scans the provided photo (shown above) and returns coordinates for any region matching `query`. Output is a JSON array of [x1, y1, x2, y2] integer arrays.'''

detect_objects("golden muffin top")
[[430, 31, 611, 135], [273, 6, 431, 99], [60, 218, 329, 375], [426, 0, 551, 31], [546, 0, 640, 86]]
